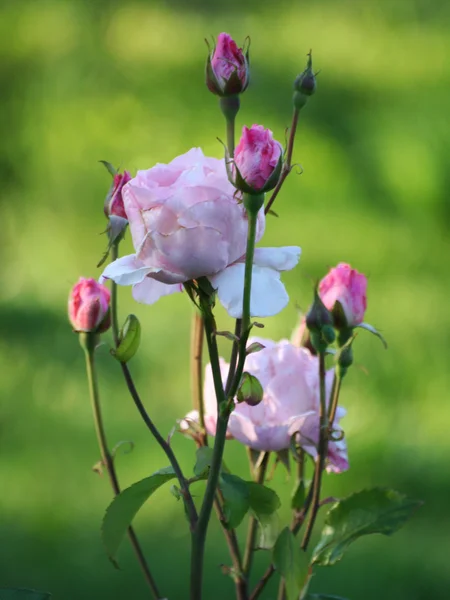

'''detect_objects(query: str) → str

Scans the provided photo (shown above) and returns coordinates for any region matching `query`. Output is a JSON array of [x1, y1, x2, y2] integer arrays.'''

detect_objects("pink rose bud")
[[206, 32, 249, 97], [319, 263, 368, 328], [233, 125, 283, 192], [104, 171, 132, 219], [68, 278, 111, 333]]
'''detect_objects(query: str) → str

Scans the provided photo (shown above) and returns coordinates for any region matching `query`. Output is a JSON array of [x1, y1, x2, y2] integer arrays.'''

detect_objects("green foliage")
[[313, 488, 422, 566], [306, 595, 348, 600], [219, 473, 250, 529], [193, 447, 214, 478], [0, 592, 51, 600], [273, 528, 310, 600], [101, 466, 177, 564]]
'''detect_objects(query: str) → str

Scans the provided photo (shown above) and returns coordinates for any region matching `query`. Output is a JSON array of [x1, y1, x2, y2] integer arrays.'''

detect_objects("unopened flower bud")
[[104, 168, 132, 220], [230, 125, 283, 197], [293, 51, 317, 111], [306, 287, 335, 352], [319, 263, 368, 330], [206, 33, 249, 97], [237, 372, 264, 406], [68, 278, 111, 333], [337, 343, 354, 379], [111, 314, 141, 363]]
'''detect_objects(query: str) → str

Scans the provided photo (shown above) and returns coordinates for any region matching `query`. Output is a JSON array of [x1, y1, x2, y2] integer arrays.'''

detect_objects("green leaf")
[[247, 481, 281, 516], [291, 480, 306, 510], [193, 447, 214, 478], [258, 511, 279, 550], [273, 528, 309, 600], [99, 160, 117, 176], [355, 322, 388, 349], [313, 488, 422, 566], [102, 466, 176, 564], [246, 341, 266, 355], [220, 473, 250, 529], [0, 591, 51, 600]]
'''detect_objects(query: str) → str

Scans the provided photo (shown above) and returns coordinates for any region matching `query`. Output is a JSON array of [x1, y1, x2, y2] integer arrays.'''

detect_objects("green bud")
[[111, 314, 141, 363], [306, 286, 335, 353], [293, 50, 317, 111], [337, 342, 353, 379], [237, 372, 264, 406]]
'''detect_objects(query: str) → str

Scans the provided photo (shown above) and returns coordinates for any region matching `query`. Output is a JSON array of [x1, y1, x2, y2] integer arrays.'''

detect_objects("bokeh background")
[[1, 0, 449, 598]]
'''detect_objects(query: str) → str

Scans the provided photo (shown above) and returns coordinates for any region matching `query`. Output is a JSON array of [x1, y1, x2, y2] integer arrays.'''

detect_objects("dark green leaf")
[[247, 481, 281, 516], [313, 488, 422, 566], [102, 466, 176, 563], [193, 447, 214, 478], [0, 591, 51, 600], [220, 473, 250, 529], [291, 480, 306, 510], [273, 528, 309, 600]]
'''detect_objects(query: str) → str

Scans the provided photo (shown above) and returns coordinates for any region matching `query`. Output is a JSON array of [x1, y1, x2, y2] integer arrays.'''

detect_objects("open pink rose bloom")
[[184, 338, 348, 473], [100, 148, 300, 318]]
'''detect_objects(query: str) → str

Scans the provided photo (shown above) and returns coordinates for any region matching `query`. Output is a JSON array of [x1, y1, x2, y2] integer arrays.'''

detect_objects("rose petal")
[[100, 254, 160, 286], [210, 262, 291, 318], [132, 277, 183, 304]]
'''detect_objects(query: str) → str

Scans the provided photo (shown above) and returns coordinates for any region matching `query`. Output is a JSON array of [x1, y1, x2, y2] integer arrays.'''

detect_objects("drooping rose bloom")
[[104, 170, 132, 219], [319, 263, 367, 328], [184, 338, 348, 473], [234, 125, 282, 191], [68, 278, 111, 333], [101, 148, 301, 318], [206, 32, 249, 96]]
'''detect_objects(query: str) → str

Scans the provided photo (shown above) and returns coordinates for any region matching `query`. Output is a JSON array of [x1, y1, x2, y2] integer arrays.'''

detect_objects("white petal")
[[100, 254, 160, 286], [253, 246, 301, 270], [132, 278, 183, 304], [210, 263, 291, 318]]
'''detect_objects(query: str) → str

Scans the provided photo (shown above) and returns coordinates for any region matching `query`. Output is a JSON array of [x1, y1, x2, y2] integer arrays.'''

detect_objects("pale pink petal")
[[132, 277, 183, 304], [252, 246, 301, 271], [100, 254, 159, 286], [210, 263, 290, 318]]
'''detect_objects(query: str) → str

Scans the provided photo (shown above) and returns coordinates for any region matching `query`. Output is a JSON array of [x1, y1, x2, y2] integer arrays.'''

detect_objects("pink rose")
[[101, 148, 301, 318], [207, 33, 249, 96], [104, 171, 132, 219], [187, 338, 348, 473], [234, 125, 283, 192], [68, 278, 111, 333], [319, 263, 368, 327]]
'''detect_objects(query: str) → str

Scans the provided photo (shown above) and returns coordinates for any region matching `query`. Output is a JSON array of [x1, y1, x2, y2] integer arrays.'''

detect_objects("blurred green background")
[[1, 0, 449, 598]]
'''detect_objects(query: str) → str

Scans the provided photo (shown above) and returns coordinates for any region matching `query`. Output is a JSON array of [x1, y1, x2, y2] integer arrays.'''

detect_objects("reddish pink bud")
[[68, 278, 111, 333], [104, 171, 132, 219], [319, 263, 368, 328], [234, 125, 283, 191], [206, 33, 249, 96]]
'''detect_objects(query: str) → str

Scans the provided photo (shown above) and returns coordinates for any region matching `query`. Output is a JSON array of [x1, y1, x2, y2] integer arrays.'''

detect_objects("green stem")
[[243, 452, 269, 576], [120, 362, 198, 529], [226, 207, 259, 402], [190, 206, 259, 599], [190, 313, 229, 600], [265, 107, 300, 215], [83, 342, 162, 599], [301, 351, 328, 550], [219, 95, 240, 157], [328, 371, 342, 426], [225, 319, 241, 395], [191, 311, 207, 445]]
